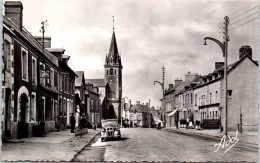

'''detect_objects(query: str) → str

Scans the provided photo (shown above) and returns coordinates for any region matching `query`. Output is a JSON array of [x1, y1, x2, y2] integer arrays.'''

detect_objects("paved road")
[[73, 128, 258, 162]]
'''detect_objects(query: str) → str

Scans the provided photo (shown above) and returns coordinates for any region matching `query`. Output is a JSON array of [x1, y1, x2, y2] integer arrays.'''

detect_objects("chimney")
[[175, 78, 183, 87], [34, 36, 51, 48], [149, 99, 150, 107], [146, 103, 149, 107], [5, 1, 23, 29], [185, 72, 198, 83], [128, 99, 131, 107], [239, 45, 252, 59], [136, 101, 140, 105], [215, 62, 224, 70]]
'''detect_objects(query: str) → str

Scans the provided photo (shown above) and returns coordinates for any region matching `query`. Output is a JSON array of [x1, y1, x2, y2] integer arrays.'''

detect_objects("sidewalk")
[[1, 129, 100, 162], [164, 127, 258, 147]]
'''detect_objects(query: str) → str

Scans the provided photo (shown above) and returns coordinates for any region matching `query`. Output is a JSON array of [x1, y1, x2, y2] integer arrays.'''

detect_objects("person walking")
[[70, 113, 76, 133]]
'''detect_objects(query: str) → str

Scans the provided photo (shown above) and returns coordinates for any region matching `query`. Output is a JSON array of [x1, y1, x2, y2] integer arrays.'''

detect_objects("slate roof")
[[46, 48, 65, 53], [130, 104, 151, 113], [75, 71, 84, 87], [85, 79, 107, 87], [3, 16, 59, 67], [105, 30, 122, 66]]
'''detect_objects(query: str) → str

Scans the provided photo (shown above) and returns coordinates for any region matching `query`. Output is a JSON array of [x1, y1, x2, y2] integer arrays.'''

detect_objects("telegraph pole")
[[223, 16, 229, 136], [203, 16, 229, 136], [38, 20, 48, 134], [154, 66, 165, 127]]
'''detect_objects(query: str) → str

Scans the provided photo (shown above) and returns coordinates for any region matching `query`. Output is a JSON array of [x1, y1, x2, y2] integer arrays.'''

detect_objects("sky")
[[3, 0, 259, 108]]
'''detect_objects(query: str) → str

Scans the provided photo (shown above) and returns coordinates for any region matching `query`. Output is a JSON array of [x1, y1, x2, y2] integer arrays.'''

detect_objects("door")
[[5, 89, 11, 137], [18, 94, 28, 139]]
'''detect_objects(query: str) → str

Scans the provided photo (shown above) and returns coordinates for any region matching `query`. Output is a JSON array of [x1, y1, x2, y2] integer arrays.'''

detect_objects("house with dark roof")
[[85, 79, 108, 123], [85, 82, 100, 127], [2, 1, 70, 139], [193, 45, 258, 131], [126, 101, 153, 128]]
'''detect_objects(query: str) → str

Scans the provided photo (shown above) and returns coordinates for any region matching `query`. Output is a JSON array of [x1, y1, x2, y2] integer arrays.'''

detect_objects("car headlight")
[[102, 128, 106, 132]]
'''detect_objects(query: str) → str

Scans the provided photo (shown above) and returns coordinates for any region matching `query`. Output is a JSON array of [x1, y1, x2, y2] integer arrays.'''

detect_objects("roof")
[[105, 30, 122, 66], [75, 71, 84, 87], [46, 48, 65, 53], [194, 55, 258, 89], [85, 79, 107, 87], [130, 104, 151, 113], [3, 16, 59, 67], [62, 55, 70, 60]]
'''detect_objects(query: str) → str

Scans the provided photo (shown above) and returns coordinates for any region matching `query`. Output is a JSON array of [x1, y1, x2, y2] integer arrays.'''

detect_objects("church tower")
[[104, 26, 123, 122]]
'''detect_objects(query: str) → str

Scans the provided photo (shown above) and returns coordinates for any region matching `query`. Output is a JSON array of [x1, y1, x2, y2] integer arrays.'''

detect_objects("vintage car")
[[101, 119, 121, 142]]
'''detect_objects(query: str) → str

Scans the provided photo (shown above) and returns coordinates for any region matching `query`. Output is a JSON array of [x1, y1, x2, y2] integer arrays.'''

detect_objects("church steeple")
[[105, 16, 122, 67]]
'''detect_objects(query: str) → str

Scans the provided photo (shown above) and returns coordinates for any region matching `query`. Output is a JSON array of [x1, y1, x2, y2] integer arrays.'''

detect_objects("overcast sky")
[[5, 0, 258, 108]]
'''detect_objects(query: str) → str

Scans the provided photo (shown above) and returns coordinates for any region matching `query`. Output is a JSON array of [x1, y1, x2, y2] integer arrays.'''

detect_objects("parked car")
[[101, 119, 121, 142]]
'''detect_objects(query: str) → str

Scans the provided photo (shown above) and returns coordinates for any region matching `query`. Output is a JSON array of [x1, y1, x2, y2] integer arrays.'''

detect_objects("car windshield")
[[102, 120, 118, 127]]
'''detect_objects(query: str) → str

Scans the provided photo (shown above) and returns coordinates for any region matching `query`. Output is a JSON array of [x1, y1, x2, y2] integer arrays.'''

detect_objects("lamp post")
[[154, 66, 165, 127], [121, 96, 128, 126], [204, 16, 229, 136]]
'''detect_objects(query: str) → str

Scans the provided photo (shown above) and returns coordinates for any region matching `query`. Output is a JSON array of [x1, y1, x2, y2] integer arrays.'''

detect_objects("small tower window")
[[110, 57, 113, 63], [110, 68, 113, 75]]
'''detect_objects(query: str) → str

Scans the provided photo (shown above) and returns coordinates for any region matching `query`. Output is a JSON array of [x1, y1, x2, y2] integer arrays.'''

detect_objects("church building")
[[104, 28, 123, 122]]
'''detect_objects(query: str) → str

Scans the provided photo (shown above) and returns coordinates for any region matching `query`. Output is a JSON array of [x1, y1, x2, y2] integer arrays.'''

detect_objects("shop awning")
[[167, 110, 177, 117]]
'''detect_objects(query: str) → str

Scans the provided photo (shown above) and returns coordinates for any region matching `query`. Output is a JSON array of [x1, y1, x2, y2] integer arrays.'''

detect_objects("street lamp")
[[121, 96, 128, 126], [203, 16, 229, 136]]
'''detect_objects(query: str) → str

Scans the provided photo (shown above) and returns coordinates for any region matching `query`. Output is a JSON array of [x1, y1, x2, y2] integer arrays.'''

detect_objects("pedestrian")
[[157, 122, 161, 130], [70, 113, 76, 133], [186, 118, 189, 130]]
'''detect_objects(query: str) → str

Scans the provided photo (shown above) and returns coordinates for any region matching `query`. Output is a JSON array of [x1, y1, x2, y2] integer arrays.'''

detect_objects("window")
[[191, 93, 193, 105], [195, 94, 197, 106], [228, 90, 232, 103], [31, 93, 36, 122], [50, 68, 54, 87], [21, 48, 28, 80], [107, 70, 109, 75], [114, 69, 116, 75], [40, 62, 45, 86], [59, 98, 62, 116], [60, 74, 63, 91], [63, 99, 67, 117], [32, 57, 37, 85], [209, 93, 212, 104], [110, 68, 113, 75], [3, 40, 11, 72], [110, 80, 112, 85], [215, 91, 218, 103]]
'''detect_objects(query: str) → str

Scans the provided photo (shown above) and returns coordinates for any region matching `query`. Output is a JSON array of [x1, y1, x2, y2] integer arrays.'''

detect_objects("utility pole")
[[38, 20, 48, 135], [154, 66, 165, 127], [204, 16, 229, 136], [223, 16, 229, 136]]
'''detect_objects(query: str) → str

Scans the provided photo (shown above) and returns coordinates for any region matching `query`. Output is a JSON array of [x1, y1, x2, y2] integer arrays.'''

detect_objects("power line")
[[230, 10, 259, 26], [229, 16, 259, 31], [230, 5, 259, 21]]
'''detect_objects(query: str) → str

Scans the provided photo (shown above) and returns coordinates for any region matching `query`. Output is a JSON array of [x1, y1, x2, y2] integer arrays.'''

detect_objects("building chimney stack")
[[239, 45, 252, 59], [136, 101, 140, 105], [128, 99, 131, 107], [215, 62, 224, 70], [174, 78, 183, 87], [5, 1, 23, 29]]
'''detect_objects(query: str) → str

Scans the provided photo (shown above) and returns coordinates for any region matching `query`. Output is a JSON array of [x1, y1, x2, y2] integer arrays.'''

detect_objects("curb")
[[70, 131, 100, 161]]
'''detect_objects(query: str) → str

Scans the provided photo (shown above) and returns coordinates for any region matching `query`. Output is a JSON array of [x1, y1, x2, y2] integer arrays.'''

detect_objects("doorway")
[[5, 89, 11, 138], [18, 93, 29, 139], [108, 105, 115, 119]]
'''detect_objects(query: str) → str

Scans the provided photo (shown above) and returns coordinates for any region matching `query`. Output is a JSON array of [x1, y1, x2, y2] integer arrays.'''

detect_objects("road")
[[73, 128, 258, 162]]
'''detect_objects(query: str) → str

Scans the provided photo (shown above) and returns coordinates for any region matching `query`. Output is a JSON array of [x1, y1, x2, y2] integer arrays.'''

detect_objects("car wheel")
[[101, 138, 105, 142]]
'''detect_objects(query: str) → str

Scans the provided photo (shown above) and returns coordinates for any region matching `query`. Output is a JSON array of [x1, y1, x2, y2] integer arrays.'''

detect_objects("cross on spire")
[[112, 16, 114, 30]]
